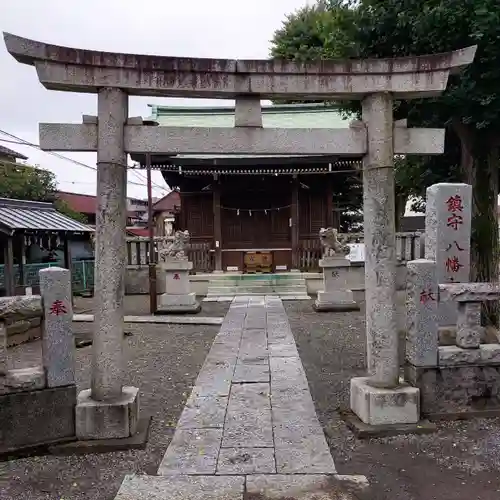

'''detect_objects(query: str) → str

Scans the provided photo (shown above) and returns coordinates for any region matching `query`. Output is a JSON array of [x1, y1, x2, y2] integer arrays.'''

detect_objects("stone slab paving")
[[115, 296, 366, 499]]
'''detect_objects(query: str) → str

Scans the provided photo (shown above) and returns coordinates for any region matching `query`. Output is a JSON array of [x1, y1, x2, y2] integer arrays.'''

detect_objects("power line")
[[0, 131, 168, 192]]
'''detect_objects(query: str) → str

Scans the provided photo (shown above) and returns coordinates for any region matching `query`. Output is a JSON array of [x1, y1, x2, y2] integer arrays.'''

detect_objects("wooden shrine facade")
[[151, 156, 361, 272]]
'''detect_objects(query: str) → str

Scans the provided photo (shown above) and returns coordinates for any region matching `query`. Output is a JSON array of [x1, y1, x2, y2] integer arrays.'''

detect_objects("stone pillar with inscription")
[[405, 259, 439, 367], [157, 231, 200, 314], [40, 267, 75, 387], [314, 228, 358, 312], [425, 183, 472, 326]]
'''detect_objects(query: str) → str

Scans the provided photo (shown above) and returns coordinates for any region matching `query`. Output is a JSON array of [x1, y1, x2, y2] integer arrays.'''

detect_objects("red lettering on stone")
[[445, 256, 463, 274], [446, 195, 463, 213], [419, 289, 436, 304], [173, 273, 180, 280], [447, 214, 463, 230], [49, 299, 67, 316]]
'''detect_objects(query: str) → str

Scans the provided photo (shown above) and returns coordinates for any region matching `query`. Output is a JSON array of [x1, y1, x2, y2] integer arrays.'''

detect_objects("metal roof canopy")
[[0, 145, 28, 160], [0, 197, 93, 235]]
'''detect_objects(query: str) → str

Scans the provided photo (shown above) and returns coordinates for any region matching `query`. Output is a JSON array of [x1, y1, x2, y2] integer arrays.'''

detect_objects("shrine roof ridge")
[[4, 32, 476, 76], [148, 103, 342, 116]]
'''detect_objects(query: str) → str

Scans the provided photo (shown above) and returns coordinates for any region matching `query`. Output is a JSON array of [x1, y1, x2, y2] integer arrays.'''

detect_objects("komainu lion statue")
[[158, 230, 190, 261], [319, 227, 350, 257]]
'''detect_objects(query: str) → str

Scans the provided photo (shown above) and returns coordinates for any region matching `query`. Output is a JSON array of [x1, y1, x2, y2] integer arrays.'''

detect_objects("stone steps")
[[208, 281, 306, 287], [206, 275, 310, 300], [207, 285, 308, 294]]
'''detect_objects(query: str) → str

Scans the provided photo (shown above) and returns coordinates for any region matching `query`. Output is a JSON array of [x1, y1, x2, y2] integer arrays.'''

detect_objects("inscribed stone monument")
[[425, 183, 472, 326], [39, 267, 75, 387], [406, 259, 438, 366]]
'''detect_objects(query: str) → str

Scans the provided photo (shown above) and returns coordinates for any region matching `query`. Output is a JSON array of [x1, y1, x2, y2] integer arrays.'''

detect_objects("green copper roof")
[[148, 103, 350, 129]]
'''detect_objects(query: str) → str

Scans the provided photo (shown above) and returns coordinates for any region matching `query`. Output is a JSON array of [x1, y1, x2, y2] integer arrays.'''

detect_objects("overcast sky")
[[0, 0, 309, 200]]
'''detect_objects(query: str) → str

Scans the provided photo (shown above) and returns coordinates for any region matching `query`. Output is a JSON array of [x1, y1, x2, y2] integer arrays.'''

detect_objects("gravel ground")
[[285, 299, 500, 500], [4, 296, 500, 499], [73, 295, 229, 318], [1, 301, 229, 500]]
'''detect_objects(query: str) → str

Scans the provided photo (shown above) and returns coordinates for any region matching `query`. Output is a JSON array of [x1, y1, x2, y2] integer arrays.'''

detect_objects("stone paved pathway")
[[114, 296, 367, 499]]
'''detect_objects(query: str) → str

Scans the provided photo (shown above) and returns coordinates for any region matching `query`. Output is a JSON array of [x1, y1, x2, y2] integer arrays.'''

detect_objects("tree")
[[270, 0, 359, 62], [0, 161, 87, 223], [0, 161, 57, 201], [353, 0, 500, 324], [271, 0, 500, 304]]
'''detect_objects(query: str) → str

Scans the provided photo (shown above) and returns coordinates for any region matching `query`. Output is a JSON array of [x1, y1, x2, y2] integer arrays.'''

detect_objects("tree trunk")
[[456, 124, 500, 326]]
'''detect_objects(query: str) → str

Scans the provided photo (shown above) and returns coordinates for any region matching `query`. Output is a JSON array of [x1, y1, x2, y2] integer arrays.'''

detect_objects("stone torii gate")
[[3, 32, 476, 436]]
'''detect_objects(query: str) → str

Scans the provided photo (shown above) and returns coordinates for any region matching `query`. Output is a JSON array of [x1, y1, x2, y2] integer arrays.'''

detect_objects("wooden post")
[[4, 236, 14, 296], [63, 234, 74, 305], [326, 175, 334, 228], [146, 153, 157, 314], [18, 234, 25, 290], [291, 176, 299, 270], [213, 176, 222, 271]]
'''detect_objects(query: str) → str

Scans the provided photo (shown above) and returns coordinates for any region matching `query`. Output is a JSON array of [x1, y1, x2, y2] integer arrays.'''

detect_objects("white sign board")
[[347, 243, 365, 262]]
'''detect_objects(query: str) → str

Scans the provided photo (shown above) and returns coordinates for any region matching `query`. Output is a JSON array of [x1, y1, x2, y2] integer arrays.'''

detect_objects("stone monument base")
[[314, 290, 359, 312], [75, 386, 139, 440], [157, 292, 201, 314], [0, 385, 76, 457], [405, 363, 500, 419], [350, 377, 419, 426], [314, 256, 359, 312]]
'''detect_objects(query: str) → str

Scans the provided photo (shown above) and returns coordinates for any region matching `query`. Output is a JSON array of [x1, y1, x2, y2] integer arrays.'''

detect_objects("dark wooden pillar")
[[213, 177, 222, 271], [291, 176, 299, 270], [326, 175, 334, 228], [4, 236, 14, 296], [63, 234, 72, 269], [18, 234, 25, 290], [63, 235, 74, 305]]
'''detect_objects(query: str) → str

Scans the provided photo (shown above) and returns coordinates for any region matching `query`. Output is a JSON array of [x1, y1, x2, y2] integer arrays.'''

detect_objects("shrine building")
[[132, 103, 362, 272]]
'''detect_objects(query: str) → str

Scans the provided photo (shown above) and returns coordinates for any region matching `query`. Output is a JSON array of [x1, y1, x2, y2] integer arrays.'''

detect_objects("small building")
[[132, 103, 361, 272], [0, 145, 28, 164], [57, 191, 150, 230], [0, 197, 93, 295]]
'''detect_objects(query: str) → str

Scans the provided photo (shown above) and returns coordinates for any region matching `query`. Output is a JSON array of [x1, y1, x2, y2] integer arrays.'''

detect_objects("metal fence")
[[0, 260, 95, 294]]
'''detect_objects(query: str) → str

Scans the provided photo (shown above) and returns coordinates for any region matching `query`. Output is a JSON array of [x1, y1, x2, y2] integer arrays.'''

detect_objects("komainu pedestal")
[[157, 231, 200, 314], [158, 260, 200, 313], [314, 228, 359, 312]]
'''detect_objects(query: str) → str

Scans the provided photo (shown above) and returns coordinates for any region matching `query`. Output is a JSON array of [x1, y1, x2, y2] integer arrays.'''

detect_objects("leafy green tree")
[[53, 199, 88, 224], [0, 161, 87, 223], [271, 0, 500, 296], [353, 0, 500, 324], [271, 0, 359, 62], [0, 161, 57, 201]]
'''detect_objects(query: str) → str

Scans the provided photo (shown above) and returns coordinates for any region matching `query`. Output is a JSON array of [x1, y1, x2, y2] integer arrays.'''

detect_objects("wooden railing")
[[126, 232, 423, 272], [125, 237, 215, 272], [298, 239, 322, 271], [126, 237, 164, 266], [188, 242, 215, 273], [297, 231, 423, 272]]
